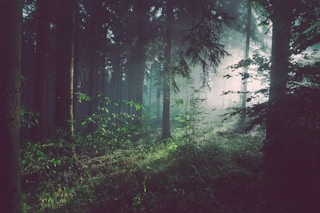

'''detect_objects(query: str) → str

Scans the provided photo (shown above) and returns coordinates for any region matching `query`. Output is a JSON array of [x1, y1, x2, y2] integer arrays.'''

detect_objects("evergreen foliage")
[[11, 0, 320, 212]]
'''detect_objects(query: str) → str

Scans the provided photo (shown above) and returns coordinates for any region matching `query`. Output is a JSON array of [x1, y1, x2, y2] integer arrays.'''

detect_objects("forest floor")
[[22, 132, 267, 213]]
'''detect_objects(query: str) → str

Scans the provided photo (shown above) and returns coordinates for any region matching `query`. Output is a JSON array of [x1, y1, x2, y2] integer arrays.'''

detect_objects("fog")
[[181, 25, 272, 122]]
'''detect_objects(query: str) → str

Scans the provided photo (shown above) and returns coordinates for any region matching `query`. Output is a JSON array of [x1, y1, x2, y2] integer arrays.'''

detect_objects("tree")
[[32, 0, 52, 135], [126, 0, 151, 126], [85, 0, 107, 116], [238, 1, 252, 131], [0, 0, 23, 212], [258, 0, 320, 211], [162, 0, 174, 139], [161, 0, 227, 139], [265, 0, 293, 142], [109, 44, 123, 113], [55, 0, 76, 134]]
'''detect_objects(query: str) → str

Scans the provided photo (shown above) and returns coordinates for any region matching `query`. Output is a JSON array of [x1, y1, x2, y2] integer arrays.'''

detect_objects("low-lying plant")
[[22, 129, 265, 213]]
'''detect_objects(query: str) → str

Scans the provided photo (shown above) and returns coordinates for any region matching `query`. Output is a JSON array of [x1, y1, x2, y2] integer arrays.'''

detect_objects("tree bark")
[[265, 1, 293, 140], [32, 0, 51, 135], [55, 0, 75, 134], [162, 0, 173, 139], [0, 0, 23, 212], [87, 1, 99, 116], [238, 2, 251, 132], [136, 1, 149, 126], [263, 1, 299, 211], [110, 45, 122, 113]]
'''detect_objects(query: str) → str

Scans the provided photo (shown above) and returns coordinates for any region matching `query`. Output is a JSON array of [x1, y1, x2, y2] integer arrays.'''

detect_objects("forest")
[[1, 0, 320, 212]]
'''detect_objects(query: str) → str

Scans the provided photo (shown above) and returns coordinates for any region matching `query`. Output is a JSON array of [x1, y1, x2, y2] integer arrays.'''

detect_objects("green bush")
[[78, 94, 142, 153]]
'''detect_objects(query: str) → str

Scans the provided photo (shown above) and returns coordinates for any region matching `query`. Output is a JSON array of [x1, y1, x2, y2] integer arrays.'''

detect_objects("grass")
[[22, 132, 266, 213]]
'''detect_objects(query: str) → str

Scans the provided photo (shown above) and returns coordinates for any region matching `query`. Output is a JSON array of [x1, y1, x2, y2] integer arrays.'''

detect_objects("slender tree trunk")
[[87, 2, 98, 116], [127, 44, 146, 122], [55, 0, 75, 134], [134, 44, 146, 126], [0, 0, 23, 212], [134, 1, 149, 127], [32, 0, 51, 135], [88, 54, 98, 115], [157, 81, 161, 125], [110, 45, 122, 113], [73, 1, 81, 124], [162, 0, 173, 139], [101, 52, 109, 97], [148, 64, 153, 117], [127, 58, 136, 114], [238, 2, 251, 132]]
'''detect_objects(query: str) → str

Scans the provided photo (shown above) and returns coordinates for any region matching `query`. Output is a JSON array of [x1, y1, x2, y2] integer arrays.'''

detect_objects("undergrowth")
[[21, 131, 265, 213]]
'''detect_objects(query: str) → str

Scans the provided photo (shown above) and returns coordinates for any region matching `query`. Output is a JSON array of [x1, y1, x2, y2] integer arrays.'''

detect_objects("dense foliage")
[[21, 126, 265, 212], [8, 0, 319, 212]]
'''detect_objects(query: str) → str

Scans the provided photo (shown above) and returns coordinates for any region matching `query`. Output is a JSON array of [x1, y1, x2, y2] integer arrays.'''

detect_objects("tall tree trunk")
[[55, 0, 75, 134], [162, 0, 173, 139], [127, 58, 136, 114], [73, 2, 82, 128], [265, 2, 293, 141], [263, 0, 296, 211], [101, 52, 109, 97], [32, 0, 51, 135], [127, 44, 146, 123], [88, 51, 98, 115], [0, 0, 23, 212], [87, 2, 98, 116], [157, 84, 161, 125], [134, 43, 146, 126], [148, 64, 154, 117], [238, 2, 251, 132], [110, 45, 122, 113], [134, 1, 149, 127]]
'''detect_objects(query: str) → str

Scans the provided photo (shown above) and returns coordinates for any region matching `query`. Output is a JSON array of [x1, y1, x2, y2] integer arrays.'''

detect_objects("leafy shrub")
[[20, 106, 39, 128], [173, 86, 210, 143], [78, 93, 142, 153], [21, 130, 76, 185]]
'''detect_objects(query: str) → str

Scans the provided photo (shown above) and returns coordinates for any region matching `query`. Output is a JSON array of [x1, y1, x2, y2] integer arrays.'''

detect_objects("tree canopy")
[[7, 0, 320, 212]]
